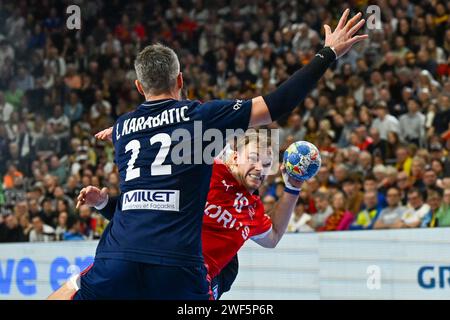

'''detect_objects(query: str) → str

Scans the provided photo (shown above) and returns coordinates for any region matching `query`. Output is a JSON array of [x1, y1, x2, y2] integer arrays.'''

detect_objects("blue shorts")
[[72, 258, 211, 300]]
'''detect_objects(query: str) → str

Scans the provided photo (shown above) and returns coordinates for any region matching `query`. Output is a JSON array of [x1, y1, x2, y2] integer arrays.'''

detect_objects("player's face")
[[236, 142, 273, 193]]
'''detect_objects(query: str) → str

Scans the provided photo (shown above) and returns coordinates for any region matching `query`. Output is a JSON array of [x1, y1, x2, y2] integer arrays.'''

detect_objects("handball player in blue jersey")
[[64, 10, 367, 300]]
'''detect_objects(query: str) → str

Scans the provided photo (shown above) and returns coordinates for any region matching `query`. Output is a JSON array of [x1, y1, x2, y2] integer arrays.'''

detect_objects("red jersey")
[[202, 160, 272, 278]]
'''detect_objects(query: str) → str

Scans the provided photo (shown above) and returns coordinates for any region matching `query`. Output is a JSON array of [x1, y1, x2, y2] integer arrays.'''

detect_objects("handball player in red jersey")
[[48, 131, 303, 299]]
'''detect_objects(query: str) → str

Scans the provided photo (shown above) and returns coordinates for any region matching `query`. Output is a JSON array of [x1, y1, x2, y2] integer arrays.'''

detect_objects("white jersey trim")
[[250, 225, 273, 240]]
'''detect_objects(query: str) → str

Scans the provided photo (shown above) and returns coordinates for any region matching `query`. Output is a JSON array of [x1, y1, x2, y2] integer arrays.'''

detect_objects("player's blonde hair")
[[222, 129, 274, 167]]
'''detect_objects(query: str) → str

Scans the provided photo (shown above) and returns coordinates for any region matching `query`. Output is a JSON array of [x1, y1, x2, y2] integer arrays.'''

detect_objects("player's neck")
[[143, 92, 180, 102]]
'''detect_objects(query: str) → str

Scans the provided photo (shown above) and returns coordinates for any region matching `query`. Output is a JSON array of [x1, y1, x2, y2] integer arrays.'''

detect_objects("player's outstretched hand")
[[324, 8, 369, 59], [95, 127, 113, 141], [76, 186, 108, 209]]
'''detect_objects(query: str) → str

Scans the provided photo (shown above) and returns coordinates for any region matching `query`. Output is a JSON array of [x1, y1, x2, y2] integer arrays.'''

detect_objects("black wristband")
[[262, 47, 336, 121]]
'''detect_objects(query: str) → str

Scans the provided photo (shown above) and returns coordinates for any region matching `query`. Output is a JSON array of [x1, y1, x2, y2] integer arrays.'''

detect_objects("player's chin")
[[245, 175, 263, 190]]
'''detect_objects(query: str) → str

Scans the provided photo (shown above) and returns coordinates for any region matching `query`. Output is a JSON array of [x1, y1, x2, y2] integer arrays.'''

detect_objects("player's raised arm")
[[249, 9, 368, 127], [252, 166, 303, 248]]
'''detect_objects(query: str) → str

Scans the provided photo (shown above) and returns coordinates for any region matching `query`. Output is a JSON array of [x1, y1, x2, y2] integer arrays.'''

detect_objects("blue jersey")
[[95, 98, 252, 267]]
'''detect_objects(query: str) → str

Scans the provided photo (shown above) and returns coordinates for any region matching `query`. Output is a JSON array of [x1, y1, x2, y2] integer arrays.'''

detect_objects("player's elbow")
[[266, 232, 282, 248]]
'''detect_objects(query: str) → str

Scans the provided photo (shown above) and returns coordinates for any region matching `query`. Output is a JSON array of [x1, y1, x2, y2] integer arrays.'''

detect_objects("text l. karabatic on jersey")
[[95, 98, 252, 266]]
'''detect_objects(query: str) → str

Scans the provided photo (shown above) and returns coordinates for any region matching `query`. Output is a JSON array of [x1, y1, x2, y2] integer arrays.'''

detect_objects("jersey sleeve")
[[198, 99, 252, 133], [250, 213, 273, 240], [97, 196, 119, 221]]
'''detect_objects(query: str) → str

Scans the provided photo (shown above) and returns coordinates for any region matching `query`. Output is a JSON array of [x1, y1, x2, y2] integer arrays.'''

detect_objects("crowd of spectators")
[[0, 0, 449, 242]]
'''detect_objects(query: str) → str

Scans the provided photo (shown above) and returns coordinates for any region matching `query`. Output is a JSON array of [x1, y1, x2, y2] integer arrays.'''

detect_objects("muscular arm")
[[253, 191, 300, 248]]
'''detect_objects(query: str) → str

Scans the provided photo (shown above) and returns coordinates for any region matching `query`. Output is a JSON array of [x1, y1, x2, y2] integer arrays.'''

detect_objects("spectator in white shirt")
[[399, 98, 426, 146], [90, 90, 112, 121], [48, 105, 70, 141], [0, 90, 13, 122], [374, 187, 408, 229], [310, 192, 333, 229], [29, 216, 55, 242], [371, 101, 400, 141], [394, 188, 431, 228]]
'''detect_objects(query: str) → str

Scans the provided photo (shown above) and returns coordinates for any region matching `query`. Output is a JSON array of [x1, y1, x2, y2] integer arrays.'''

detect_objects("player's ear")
[[177, 72, 183, 89], [135, 80, 145, 96]]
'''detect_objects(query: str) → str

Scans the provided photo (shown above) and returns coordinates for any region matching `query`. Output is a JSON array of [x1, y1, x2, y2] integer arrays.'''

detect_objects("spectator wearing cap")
[[399, 98, 426, 147], [374, 187, 408, 229], [371, 101, 400, 141], [318, 192, 353, 232], [394, 188, 431, 228], [349, 190, 381, 230]]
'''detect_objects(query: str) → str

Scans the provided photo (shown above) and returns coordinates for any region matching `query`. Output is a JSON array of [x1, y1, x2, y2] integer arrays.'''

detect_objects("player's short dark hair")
[[134, 43, 180, 95]]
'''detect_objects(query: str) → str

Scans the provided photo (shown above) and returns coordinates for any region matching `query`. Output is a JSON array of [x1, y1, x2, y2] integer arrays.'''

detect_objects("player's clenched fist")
[[76, 186, 108, 209], [324, 9, 369, 59]]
